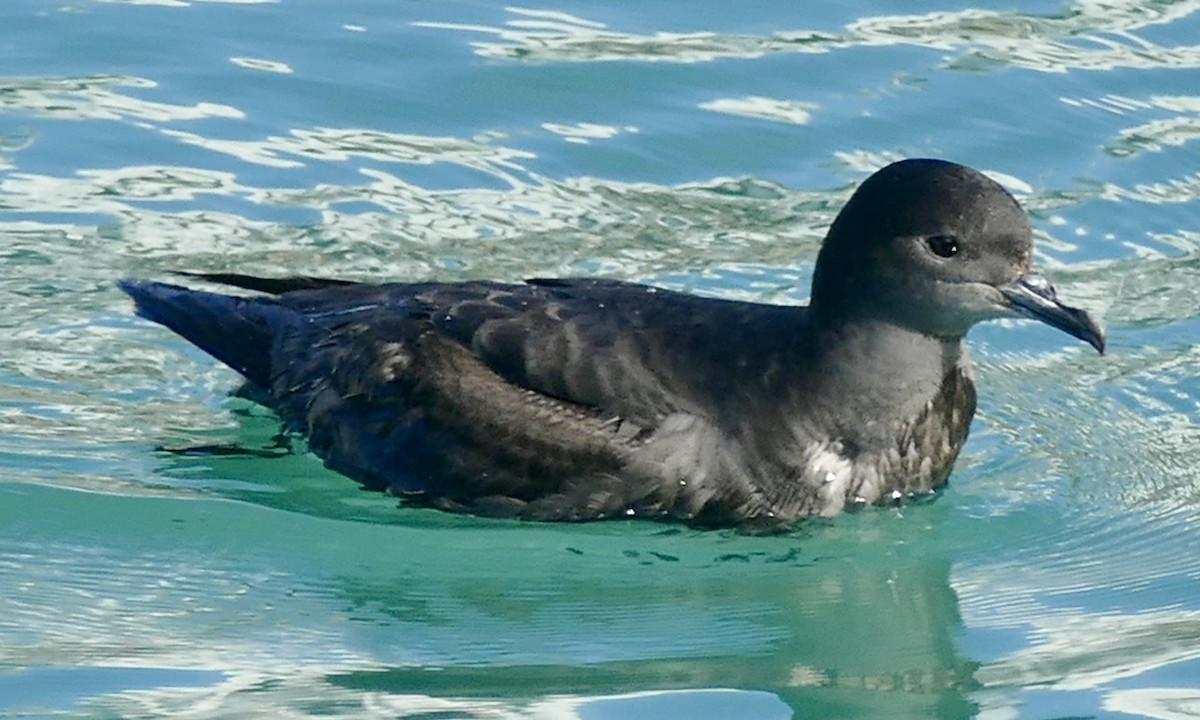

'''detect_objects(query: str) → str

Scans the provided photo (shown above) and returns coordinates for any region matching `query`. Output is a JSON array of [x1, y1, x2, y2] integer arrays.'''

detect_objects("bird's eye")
[[926, 234, 959, 258]]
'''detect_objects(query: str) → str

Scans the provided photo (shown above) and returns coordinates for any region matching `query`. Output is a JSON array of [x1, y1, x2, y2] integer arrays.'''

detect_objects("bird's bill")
[[999, 272, 1106, 353]]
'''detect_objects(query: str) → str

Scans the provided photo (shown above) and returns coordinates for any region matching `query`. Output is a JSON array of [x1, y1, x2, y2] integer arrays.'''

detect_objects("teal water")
[[2, 0, 1199, 718]]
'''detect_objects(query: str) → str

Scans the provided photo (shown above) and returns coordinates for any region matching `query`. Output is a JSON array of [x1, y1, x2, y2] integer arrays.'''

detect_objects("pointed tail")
[[118, 279, 286, 388]]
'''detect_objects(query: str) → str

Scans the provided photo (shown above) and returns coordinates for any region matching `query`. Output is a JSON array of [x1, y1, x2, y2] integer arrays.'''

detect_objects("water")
[[2, 0, 1199, 717]]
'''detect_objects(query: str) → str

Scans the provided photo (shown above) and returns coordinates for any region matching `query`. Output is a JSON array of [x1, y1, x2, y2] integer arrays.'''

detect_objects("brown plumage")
[[119, 159, 1104, 528]]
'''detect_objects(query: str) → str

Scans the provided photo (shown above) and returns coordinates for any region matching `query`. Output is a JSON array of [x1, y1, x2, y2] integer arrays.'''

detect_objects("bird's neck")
[[804, 318, 972, 448]]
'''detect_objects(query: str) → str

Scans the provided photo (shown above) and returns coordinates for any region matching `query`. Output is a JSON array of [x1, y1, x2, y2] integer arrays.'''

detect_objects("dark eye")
[[926, 234, 959, 258]]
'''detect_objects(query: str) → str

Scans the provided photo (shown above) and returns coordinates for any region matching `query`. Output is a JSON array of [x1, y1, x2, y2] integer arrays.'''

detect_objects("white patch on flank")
[[809, 444, 854, 516]]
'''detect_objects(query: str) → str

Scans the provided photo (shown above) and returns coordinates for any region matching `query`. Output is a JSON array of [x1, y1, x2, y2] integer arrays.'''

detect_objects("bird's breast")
[[758, 365, 977, 519]]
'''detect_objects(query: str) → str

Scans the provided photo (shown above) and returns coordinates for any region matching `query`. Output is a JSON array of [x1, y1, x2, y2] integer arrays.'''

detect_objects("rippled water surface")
[[2, 0, 1200, 718]]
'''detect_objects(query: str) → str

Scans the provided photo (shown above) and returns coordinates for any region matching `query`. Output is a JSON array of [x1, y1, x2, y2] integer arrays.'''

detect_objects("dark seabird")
[[119, 159, 1104, 528]]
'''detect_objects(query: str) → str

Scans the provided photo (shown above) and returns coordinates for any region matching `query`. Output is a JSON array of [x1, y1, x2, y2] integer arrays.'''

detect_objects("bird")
[[119, 158, 1105, 529]]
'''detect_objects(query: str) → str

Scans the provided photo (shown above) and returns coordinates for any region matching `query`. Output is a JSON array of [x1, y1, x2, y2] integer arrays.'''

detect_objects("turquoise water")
[[2, 0, 1199, 717]]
